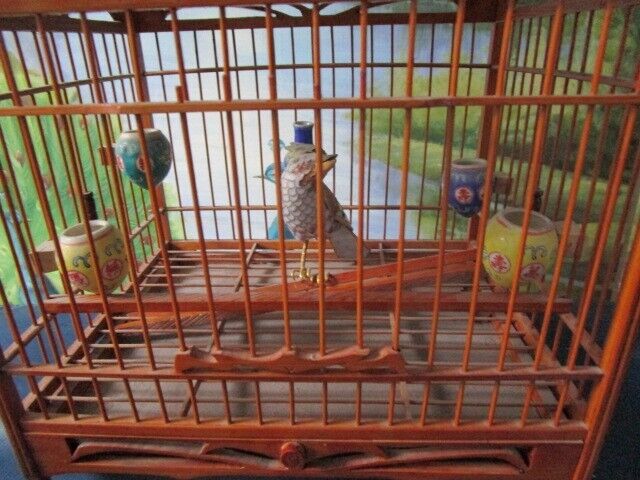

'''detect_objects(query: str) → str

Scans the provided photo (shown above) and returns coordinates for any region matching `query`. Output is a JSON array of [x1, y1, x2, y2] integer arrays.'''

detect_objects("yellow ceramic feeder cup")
[[58, 220, 127, 293], [482, 208, 558, 290]]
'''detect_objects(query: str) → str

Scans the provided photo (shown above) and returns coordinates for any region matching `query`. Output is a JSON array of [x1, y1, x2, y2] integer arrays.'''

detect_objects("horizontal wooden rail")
[[0, 73, 134, 102], [42, 290, 574, 314], [505, 65, 636, 91], [0, 1, 499, 23], [22, 417, 590, 442], [169, 239, 471, 251], [0, 320, 46, 368], [0, 94, 638, 117], [0, 14, 125, 33], [164, 204, 443, 213], [6, 362, 603, 382], [144, 61, 492, 78], [514, 0, 640, 18]]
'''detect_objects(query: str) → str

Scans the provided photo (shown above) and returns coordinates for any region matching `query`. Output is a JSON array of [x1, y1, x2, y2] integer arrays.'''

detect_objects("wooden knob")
[[279, 441, 306, 470]]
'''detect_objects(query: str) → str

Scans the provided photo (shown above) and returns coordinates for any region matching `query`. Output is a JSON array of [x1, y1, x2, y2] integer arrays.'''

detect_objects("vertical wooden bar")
[[0, 196, 49, 366], [0, 351, 43, 478], [499, 3, 564, 365], [79, 12, 141, 420], [555, 68, 640, 426], [591, 143, 640, 339], [192, 30, 220, 239], [233, 30, 256, 240], [356, 0, 367, 353], [429, 0, 465, 366], [389, 0, 418, 428], [540, 12, 580, 214], [520, 3, 614, 426], [440, 0, 471, 426], [354, 0, 368, 425], [381, 24, 395, 240], [263, 10, 293, 425], [416, 23, 436, 239], [565, 8, 631, 293], [123, 11, 171, 241], [170, 6, 231, 424], [471, 0, 515, 424], [0, 279, 48, 417], [219, 7, 256, 357], [10, 30, 69, 230], [365, 23, 374, 238], [488, 4, 565, 426], [0, 148, 64, 370], [574, 229, 640, 479], [209, 26, 236, 239], [508, 19, 539, 208], [310, 1, 329, 426], [249, 28, 268, 235], [310, 2, 327, 357], [547, 11, 595, 219], [348, 24, 356, 224], [0, 30, 109, 423], [38, 15, 171, 421], [265, 4, 292, 350], [392, 0, 418, 351]]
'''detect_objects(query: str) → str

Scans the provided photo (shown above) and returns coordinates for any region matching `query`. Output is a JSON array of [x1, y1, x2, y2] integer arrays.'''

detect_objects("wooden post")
[[0, 356, 47, 479], [574, 225, 640, 479], [469, 0, 507, 242], [124, 10, 172, 242]]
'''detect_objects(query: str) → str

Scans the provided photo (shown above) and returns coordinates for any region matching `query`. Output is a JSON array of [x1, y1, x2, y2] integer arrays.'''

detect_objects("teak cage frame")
[[0, 0, 639, 478]]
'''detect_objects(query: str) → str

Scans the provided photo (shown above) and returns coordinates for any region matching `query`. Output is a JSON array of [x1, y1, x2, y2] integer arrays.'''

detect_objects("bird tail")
[[328, 225, 370, 261]]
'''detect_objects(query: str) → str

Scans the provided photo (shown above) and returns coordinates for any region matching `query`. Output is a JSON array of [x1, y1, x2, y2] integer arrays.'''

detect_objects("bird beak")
[[320, 155, 337, 177]]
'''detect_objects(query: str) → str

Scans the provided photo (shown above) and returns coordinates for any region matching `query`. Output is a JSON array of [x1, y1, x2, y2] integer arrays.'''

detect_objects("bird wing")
[[322, 184, 370, 260], [322, 183, 353, 232]]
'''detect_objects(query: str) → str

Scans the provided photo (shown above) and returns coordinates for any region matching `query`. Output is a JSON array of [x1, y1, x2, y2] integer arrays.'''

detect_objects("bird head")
[[282, 151, 337, 186], [255, 159, 289, 184]]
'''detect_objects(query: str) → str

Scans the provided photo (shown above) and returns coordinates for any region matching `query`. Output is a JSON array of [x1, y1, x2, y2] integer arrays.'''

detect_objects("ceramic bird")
[[256, 139, 295, 240], [282, 143, 368, 281]]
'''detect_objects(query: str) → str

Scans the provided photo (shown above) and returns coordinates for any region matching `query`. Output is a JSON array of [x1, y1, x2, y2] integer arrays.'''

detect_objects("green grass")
[[368, 131, 625, 255], [0, 55, 179, 305]]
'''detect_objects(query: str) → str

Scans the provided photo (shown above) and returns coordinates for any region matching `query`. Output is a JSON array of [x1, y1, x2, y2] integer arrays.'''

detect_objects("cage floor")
[[55, 310, 564, 424], [39, 243, 569, 423]]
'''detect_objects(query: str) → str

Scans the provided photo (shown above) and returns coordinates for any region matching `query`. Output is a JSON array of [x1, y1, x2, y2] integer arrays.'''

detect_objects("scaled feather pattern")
[[281, 143, 369, 260]]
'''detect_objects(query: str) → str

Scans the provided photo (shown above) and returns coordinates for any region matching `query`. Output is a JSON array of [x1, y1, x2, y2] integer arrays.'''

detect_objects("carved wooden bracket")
[[174, 345, 406, 374], [29, 240, 56, 273], [69, 438, 529, 474]]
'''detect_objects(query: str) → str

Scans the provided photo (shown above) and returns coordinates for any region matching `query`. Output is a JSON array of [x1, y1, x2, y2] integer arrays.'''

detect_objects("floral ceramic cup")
[[59, 220, 127, 293], [448, 158, 487, 217], [482, 207, 558, 290], [115, 128, 172, 189]]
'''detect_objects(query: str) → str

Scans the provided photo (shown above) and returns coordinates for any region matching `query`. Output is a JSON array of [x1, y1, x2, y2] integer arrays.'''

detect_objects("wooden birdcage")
[[0, 0, 639, 478]]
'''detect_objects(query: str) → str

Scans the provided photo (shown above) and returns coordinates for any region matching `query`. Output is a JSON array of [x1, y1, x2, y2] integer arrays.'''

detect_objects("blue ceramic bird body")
[[263, 139, 295, 240]]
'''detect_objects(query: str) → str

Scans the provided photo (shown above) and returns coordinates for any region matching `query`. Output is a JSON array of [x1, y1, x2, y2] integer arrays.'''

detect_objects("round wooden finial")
[[279, 441, 306, 470]]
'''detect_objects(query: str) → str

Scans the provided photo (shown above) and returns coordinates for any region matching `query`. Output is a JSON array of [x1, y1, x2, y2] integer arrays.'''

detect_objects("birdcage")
[[0, 0, 638, 478]]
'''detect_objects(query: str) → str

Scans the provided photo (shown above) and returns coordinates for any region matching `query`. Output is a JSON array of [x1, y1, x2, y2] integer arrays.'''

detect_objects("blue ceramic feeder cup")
[[448, 157, 487, 217], [115, 128, 172, 189]]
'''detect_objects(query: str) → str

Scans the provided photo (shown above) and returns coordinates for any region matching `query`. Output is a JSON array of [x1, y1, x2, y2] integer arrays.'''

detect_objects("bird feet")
[[290, 267, 334, 285]]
